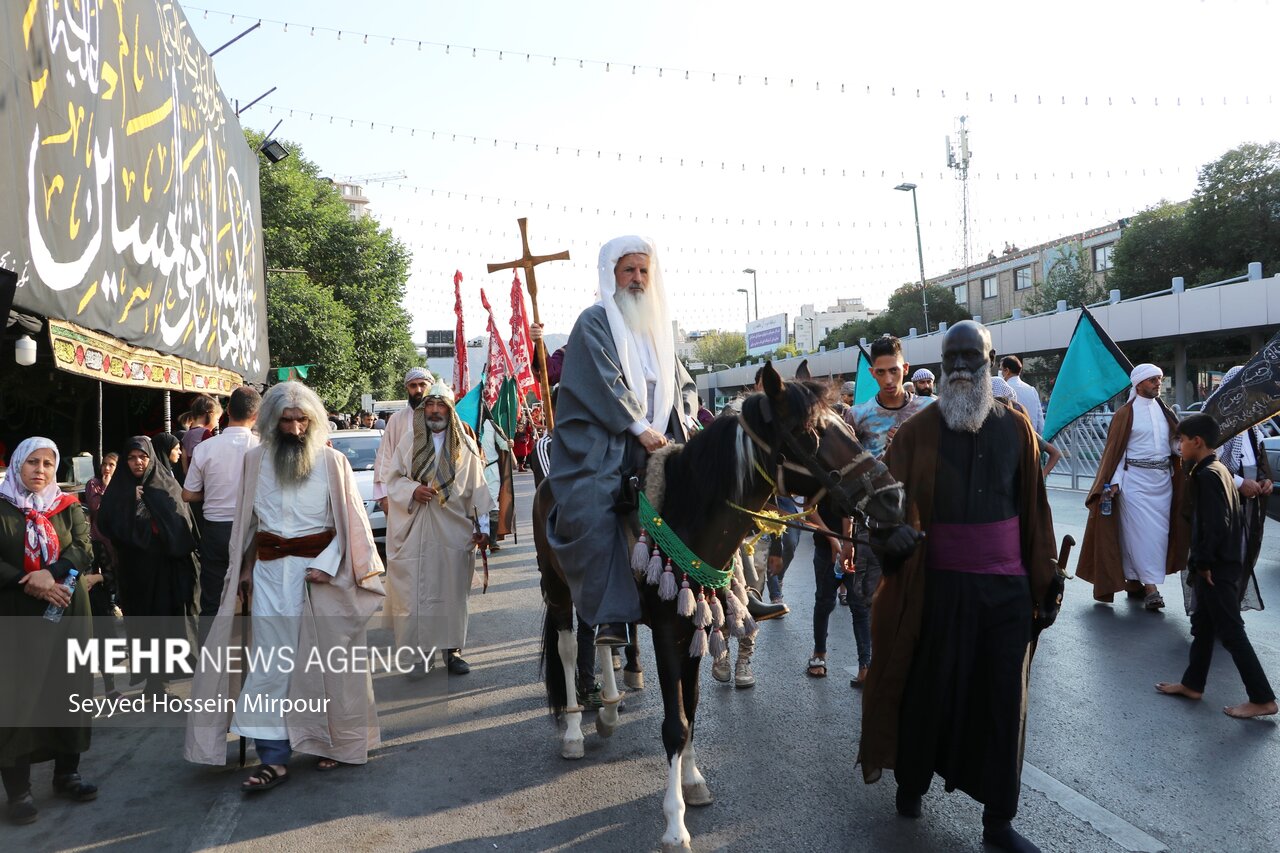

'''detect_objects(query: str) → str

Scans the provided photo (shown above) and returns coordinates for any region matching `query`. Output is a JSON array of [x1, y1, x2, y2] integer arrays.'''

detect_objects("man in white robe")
[[373, 367, 433, 512], [1078, 364, 1188, 610], [385, 380, 491, 676], [479, 418, 511, 550], [184, 382, 385, 791]]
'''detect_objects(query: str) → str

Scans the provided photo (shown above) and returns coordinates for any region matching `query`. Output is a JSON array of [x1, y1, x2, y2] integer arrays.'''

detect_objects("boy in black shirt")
[[1156, 414, 1277, 719]]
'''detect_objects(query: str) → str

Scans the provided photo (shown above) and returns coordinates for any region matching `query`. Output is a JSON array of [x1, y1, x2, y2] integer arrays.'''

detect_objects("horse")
[[532, 362, 907, 852]]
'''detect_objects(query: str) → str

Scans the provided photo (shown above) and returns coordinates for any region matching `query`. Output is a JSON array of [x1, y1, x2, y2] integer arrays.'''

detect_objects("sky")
[[185, 0, 1280, 342]]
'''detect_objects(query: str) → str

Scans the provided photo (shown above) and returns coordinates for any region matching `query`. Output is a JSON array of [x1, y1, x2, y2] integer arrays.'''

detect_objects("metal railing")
[[1046, 406, 1280, 491]]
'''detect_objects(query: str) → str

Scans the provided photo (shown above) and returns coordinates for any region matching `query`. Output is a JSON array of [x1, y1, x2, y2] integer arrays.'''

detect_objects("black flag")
[[1201, 329, 1280, 443]]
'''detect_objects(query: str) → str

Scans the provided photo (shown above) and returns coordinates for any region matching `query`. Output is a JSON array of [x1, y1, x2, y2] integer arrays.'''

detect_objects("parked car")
[[328, 428, 386, 551], [1263, 436, 1280, 523]]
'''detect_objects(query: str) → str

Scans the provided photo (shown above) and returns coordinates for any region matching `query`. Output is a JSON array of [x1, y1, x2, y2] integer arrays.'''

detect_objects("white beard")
[[938, 369, 996, 433], [614, 288, 660, 340]]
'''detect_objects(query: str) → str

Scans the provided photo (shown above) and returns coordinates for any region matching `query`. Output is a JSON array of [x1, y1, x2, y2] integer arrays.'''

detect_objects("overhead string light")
[[373, 184, 1144, 231], [190, 6, 1275, 109], [269, 105, 1198, 182]]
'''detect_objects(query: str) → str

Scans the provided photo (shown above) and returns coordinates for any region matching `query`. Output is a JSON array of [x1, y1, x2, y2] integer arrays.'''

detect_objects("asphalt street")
[[6, 474, 1280, 853]]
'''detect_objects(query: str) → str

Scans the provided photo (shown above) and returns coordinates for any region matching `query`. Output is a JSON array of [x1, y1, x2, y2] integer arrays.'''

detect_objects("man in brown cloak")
[[859, 321, 1058, 853]]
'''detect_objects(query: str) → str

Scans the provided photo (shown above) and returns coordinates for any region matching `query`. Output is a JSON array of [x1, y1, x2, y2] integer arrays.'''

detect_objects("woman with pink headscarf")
[[0, 437, 97, 825]]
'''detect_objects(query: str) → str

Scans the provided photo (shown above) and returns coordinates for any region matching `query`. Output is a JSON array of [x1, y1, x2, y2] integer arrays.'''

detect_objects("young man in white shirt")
[[183, 385, 261, 640]]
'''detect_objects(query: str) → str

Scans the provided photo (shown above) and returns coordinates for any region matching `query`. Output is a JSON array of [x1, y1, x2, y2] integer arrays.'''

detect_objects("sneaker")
[[577, 682, 604, 711], [711, 653, 731, 683], [734, 658, 756, 689]]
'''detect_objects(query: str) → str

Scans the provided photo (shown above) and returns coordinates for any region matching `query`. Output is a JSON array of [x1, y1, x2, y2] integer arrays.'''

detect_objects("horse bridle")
[[736, 395, 900, 517]]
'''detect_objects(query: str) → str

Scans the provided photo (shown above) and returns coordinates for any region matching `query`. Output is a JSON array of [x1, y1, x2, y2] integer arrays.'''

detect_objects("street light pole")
[[742, 268, 758, 320], [736, 288, 751, 325], [894, 183, 930, 333]]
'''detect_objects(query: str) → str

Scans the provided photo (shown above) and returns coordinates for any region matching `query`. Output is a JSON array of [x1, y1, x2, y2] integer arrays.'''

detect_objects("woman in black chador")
[[97, 436, 200, 694]]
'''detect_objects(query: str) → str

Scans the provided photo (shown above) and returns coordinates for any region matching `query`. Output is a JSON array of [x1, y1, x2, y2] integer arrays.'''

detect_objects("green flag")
[[492, 377, 519, 438], [1042, 306, 1133, 442], [854, 344, 877, 405]]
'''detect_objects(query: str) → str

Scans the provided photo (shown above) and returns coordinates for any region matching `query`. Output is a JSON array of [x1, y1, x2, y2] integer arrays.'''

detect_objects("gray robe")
[[545, 303, 696, 626]]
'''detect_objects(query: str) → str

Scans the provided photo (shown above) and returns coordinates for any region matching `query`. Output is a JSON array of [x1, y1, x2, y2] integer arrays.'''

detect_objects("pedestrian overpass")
[[696, 265, 1280, 411]]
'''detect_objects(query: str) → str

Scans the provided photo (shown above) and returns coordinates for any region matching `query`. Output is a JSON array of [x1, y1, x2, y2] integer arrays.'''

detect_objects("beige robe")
[[184, 446, 386, 766], [372, 406, 414, 500], [384, 420, 492, 653]]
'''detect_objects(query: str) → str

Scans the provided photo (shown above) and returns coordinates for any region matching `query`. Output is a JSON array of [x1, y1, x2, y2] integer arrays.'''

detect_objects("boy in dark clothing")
[[1156, 414, 1278, 719]]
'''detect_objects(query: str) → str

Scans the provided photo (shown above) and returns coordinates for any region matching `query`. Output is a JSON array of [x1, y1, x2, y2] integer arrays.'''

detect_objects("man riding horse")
[[542, 236, 696, 645]]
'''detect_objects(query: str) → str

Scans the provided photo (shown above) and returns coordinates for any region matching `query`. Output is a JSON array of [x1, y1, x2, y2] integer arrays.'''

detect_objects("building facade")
[[794, 297, 879, 351], [931, 223, 1123, 320]]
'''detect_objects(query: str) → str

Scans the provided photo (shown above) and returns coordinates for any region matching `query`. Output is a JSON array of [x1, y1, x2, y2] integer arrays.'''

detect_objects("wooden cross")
[[488, 218, 569, 429]]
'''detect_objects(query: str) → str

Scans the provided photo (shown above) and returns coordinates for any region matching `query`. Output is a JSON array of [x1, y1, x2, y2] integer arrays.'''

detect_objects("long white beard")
[[614, 288, 661, 339], [938, 369, 996, 433]]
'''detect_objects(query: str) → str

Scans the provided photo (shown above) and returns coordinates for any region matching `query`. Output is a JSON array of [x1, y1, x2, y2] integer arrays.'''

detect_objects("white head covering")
[[1222, 365, 1244, 384], [404, 366, 431, 385], [0, 437, 63, 511], [991, 375, 1016, 402], [1128, 363, 1163, 402], [425, 378, 456, 406], [911, 368, 935, 382], [596, 235, 675, 431]]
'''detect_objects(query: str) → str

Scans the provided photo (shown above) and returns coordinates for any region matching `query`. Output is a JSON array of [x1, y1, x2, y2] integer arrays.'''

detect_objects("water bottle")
[[1100, 484, 1113, 517], [42, 569, 79, 623]]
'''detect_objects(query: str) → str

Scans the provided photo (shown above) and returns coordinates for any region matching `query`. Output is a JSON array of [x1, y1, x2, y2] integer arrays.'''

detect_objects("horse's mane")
[[659, 380, 822, 529]]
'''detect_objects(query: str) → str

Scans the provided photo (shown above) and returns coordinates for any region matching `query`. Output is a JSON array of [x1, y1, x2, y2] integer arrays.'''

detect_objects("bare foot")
[[1155, 682, 1203, 700], [1224, 700, 1279, 719]]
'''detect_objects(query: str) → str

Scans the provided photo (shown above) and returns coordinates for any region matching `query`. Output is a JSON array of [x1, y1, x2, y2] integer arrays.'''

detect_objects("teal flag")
[[1042, 307, 1133, 442], [455, 382, 483, 430], [854, 344, 877, 405]]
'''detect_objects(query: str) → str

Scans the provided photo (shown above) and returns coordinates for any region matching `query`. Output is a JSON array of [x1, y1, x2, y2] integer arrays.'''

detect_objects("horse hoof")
[[623, 670, 644, 690], [561, 739, 584, 760], [595, 716, 616, 738], [660, 842, 692, 853], [682, 782, 713, 807]]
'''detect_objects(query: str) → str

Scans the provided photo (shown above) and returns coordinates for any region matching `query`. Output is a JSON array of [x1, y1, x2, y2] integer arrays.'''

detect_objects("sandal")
[[1144, 592, 1166, 611], [317, 758, 343, 772], [241, 764, 290, 793], [806, 657, 828, 678]]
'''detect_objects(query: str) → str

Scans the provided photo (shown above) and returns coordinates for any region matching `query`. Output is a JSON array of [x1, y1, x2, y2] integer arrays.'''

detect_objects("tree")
[[1022, 243, 1107, 314], [692, 331, 747, 368], [1186, 141, 1280, 283], [265, 273, 360, 405], [771, 342, 800, 360], [1107, 141, 1280, 296], [250, 130, 419, 408], [1106, 201, 1193, 298]]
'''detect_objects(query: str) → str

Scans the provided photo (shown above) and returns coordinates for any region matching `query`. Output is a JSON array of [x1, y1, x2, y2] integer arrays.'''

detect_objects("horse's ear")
[[795, 359, 811, 380], [761, 361, 784, 398]]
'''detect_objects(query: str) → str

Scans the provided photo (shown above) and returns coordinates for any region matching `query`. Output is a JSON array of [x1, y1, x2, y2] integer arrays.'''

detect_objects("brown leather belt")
[[256, 529, 336, 561]]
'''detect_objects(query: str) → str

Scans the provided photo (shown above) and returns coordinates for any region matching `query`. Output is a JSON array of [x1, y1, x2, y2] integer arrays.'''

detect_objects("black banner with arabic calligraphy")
[[1201, 328, 1280, 442], [0, 0, 267, 382]]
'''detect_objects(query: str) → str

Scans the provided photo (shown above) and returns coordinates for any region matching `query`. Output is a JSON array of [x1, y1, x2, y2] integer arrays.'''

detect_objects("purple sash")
[[926, 517, 1025, 575]]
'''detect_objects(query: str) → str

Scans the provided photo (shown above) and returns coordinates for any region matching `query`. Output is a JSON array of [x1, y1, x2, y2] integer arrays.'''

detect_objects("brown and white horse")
[[533, 362, 906, 851]]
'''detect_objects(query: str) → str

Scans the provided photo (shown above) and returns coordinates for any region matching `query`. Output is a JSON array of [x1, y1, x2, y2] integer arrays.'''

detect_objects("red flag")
[[480, 288, 515, 409], [453, 271, 470, 397], [508, 272, 540, 402]]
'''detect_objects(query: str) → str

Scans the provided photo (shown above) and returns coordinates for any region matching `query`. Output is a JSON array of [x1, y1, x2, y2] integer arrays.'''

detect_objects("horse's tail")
[[539, 604, 569, 717]]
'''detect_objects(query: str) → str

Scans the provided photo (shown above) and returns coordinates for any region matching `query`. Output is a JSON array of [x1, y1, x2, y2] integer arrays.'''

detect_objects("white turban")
[[911, 368, 935, 382], [596, 236, 675, 432], [1222, 365, 1244, 384], [991, 375, 1016, 402], [1128, 363, 1163, 402], [404, 366, 431, 385]]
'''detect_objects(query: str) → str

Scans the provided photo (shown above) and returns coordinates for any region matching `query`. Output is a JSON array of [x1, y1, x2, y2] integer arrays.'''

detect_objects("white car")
[[328, 428, 386, 551]]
